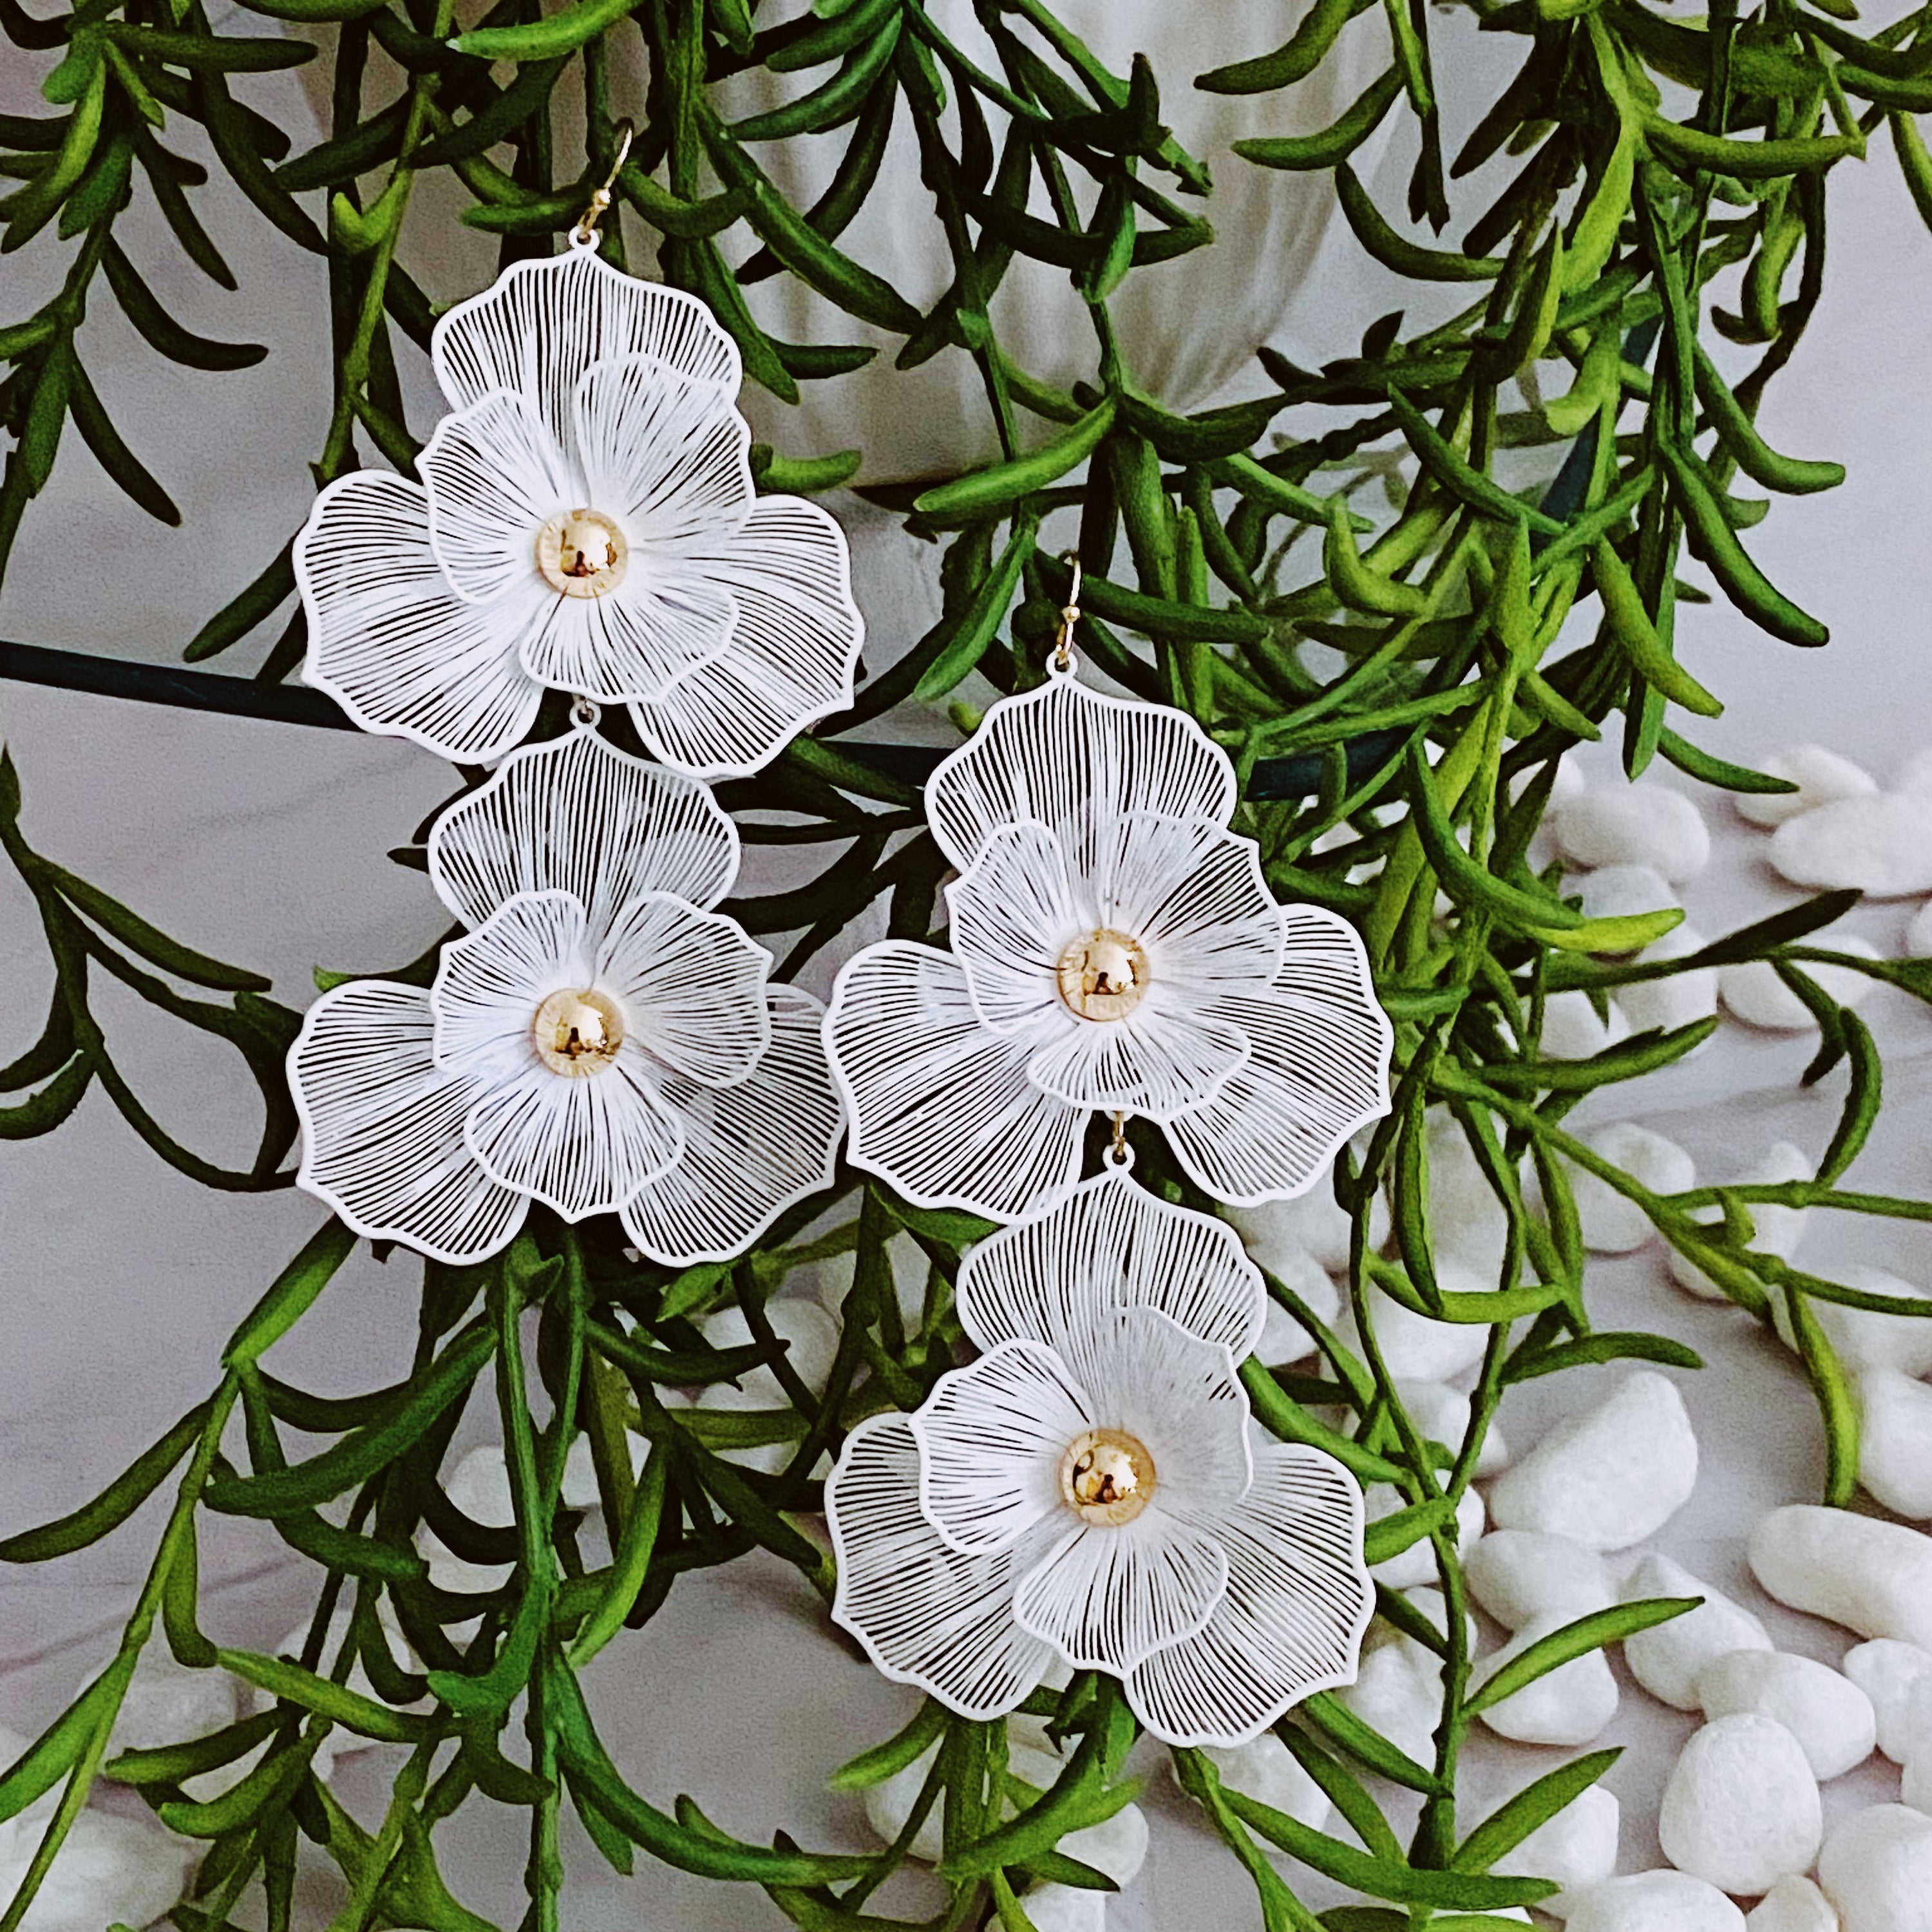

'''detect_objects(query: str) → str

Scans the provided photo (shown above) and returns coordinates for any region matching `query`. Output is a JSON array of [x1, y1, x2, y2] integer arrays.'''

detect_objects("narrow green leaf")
[[1464, 1598, 1698, 1714]]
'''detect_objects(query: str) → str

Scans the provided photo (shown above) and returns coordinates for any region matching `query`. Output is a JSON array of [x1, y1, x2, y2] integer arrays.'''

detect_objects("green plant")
[[6, 0, 1932, 1926]]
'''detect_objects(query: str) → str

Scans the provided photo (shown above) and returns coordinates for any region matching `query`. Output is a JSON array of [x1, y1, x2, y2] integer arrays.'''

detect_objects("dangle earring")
[[290, 120, 865, 780], [824, 553, 1394, 1222]]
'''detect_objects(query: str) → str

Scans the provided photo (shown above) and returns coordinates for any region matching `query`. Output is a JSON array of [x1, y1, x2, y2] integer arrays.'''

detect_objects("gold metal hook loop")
[[1050, 551, 1083, 674], [573, 119, 636, 247]]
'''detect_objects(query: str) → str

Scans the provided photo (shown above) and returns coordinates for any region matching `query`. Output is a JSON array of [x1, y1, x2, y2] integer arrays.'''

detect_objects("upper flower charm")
[[288, 726, 843, 1265], [826, 1171, 1372, 1747], [294, 244, 864, 778], [824, 674, 1393, 1221]]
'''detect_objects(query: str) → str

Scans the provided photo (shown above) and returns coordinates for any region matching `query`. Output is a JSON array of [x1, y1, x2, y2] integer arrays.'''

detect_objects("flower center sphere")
[[533, 988, 626, 1075], [536, 508, 629, 598], [1056, 929, 1150, 1021], [1059, 1427, 1155, 1527]]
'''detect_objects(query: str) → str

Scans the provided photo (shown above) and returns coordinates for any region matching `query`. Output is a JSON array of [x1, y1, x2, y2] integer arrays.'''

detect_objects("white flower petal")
[[912, 1341, 1094, 1555], [431, 890, 592, 1083], [947, 821, 1081, 1035], [620, 985, 842, 1266], [573, 353, 755, 549], [289, 981, 527, 1265], [421, 389, 574, 606], [462, 1056, 685, 1222], [1014, 1510, 1228, 1677], [828, 1414, 1056, 1723], [1166, 906, 1394, 1204], [294, 471, 544, 764], [520, 571, 737, 708], [927, 679, 1237, 873], [1124, 1435, 1372, 1747], [826, 942, 1086, 1221], [431, 249, 737, 453], [1052, 1307, 1252, 1524], [1024, 990, 1252, 1121], [626, 498, 864, 780], [956, 1168, 1267, 1361], [1088, 815, 1283, 996], [594, 893, 771, 1088], [428, 727, 740, 931]]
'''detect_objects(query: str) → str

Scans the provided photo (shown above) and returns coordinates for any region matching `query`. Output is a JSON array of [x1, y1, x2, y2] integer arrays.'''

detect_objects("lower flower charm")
[[825, 1171, 1372, 1747], [288, 724, 842, 1265]]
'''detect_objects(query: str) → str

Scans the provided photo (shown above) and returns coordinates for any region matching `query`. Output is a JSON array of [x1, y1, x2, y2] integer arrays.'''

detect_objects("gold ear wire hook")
[[574, 120, 635, 247], [1051, 551, 1083, 673]]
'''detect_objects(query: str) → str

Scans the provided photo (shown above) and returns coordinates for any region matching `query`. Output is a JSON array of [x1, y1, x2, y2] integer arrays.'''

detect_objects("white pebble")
[[1622, 1553, 1772, 1712], [864, 1743, 947, 1862], [1719, 940, 1880, 1031], [1774, 1267, 1932, 1377], [1197, 1732, 1329, 1832], [0, 1811, 195, 1932], [1465, 1530, 1618, 1632], [1772, 795, 1932, 898], [446, 1444, 515, 1527], [1843, 1639, 1932, 1761], [1907, 897, 1932, 957], [1399, 1379, 1508, 1478], [109, 1646, 240, 1756], [1573, 862, 1680, 928], [1340, 1286, 1493, 1382], [1056, 1799, 1146, 1888], [1735, 746, 1878, 828], [1566, 1870, 1747, 1932], [1613, 922, 1721, 1036], [1493, 1779, 1619, 1917], [1696, 1650, 1876, 1780], [1566, 1124, 1696, 1253], [1558, 785, 1712, 882], [1018, 1885, 1106, 1932], [1667, 1142, 1811, 1300], [1854, 1369, 1932, 1519], [1540, 990, 1634, 1061], [1750, 1506, 1932, 1648], [1817, 1803, 1932, 1932], [1487, 1371, 1699, 1551], [1747, 1875, 1839, 1932], [702, 1298, 841, 1398], [1472, 1613, 1620, 1745], [1254, 1250, 1343, 1363], [1368, 1483, 1483, 1588], [1659, 1714, 1821, 1896], [414, 1524, 512, 1597], [1336, 1624, 1443, 1765], [1901, 1746, 1932, 1815], [1226, 1177, 1384, 1277], [1426, 1111, 1513, 1278]]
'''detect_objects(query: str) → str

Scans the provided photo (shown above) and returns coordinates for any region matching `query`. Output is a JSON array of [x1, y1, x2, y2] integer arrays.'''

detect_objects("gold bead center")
[[533, 987, 625, 1075], [1059, 1428, 1155, 1527], [536, 508, 629, 598], [1056, 929, 1149, 1021]]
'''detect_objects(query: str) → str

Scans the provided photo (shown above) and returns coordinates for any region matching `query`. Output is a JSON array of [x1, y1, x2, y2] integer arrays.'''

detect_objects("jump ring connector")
[[1103, 1111, 1133, 1170], [1048, 551, 1083, 677], [571, 696, 602, 730], [572, 119, 635, 249]]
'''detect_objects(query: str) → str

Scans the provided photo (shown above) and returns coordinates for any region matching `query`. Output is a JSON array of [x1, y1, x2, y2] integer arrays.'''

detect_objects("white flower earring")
[[824, 562, 1394, 1222], [824, 1166, 1374, 1747], [293, 127, 864, 779], [287, 721, 844, 1265]]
